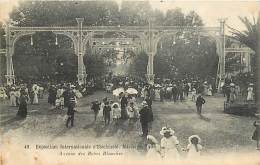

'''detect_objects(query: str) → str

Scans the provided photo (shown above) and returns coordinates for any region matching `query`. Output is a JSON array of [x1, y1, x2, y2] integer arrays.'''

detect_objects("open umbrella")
[[126, 88, 138, 95], [113, 88, 125, 96]]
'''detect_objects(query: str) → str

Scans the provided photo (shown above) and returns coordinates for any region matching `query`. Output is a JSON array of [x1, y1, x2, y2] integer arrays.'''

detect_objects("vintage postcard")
[[0, 0, 260, 165]]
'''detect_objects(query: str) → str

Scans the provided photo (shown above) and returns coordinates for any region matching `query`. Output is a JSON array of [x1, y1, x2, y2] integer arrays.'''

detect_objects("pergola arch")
[[4, 18, 227, 90]]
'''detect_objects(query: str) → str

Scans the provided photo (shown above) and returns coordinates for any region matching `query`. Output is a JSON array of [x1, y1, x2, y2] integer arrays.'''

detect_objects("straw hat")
[[160, 127, 175, 136], [188, 135, 201, 144], [147, 135, 158, 144]]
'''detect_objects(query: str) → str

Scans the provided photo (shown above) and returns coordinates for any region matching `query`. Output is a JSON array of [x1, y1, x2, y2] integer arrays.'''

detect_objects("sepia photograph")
[[0, 0, 260, 164]]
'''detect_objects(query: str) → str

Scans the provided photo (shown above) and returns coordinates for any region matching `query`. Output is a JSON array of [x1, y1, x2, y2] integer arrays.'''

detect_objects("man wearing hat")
[[139, 101, 150, 137], [91, 99, 101, 122], [196, 93, 205, 115], [66, 96, 77, 128]]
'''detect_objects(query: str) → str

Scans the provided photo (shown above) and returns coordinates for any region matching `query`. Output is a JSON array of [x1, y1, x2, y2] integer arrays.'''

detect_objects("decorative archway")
[[4, 18, 226, 90]]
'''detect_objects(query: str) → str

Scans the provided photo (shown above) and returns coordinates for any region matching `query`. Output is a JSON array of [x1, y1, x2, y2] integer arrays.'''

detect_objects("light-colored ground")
[[0, 91, 258, 156]]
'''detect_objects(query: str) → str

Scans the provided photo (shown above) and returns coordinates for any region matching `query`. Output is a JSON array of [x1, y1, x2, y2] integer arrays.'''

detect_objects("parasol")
[[113, 88, 125, 96], [126, 88, 138, 95]]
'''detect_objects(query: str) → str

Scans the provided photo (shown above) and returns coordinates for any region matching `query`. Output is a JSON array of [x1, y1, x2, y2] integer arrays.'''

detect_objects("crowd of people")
[[0, 72, 259, 156]]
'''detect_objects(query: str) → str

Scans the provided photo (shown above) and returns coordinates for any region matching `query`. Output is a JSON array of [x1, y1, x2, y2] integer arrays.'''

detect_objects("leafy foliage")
[[228, 16, 257, 52], [5, 1, 217, 81]]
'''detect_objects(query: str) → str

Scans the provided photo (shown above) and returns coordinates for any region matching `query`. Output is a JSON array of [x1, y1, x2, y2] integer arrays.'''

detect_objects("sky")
[[0, 0, 259, 30]]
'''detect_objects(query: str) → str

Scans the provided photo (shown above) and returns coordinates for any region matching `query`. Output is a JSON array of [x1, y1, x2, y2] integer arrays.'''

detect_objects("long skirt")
[[33, 93, 39, 104], [10, 96, 16, 106], [17, 104, 27, 118]]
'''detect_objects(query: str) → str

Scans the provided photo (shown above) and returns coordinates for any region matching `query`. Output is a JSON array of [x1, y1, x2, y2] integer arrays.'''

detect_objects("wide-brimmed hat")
[[188, 135, 201, 144], [141, 101, 148, 106], [147, 135, 158, 144], [160, 127, 175, 136], [230, 83, 235, 86], [249, 83, 254, 86]]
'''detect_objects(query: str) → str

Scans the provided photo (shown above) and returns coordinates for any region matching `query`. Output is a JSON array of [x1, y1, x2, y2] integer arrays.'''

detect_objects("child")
[[191, 88, 196, 102], [60, 96, 64, 110], [186, 135, 203, 159], [146, 135, 161, 159], [55, 97, 61, 109], [127, 102, 138, 122], [160, 127, 180, 159], [111, 102, 121, 123]]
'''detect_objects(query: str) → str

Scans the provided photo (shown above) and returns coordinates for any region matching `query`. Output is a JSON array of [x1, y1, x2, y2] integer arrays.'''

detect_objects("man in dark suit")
[[66, 97, 76, 128], [196, 93, 206, 115], [139, 101, 150, 137], [91, 99, 101, 122]]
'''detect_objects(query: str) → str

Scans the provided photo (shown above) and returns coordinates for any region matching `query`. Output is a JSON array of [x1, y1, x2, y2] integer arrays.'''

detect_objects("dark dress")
[[103, 104, 112, 124], [145, 97, 153, 122], [252, 121, 260, 141], [120, 96, 128, 119], [17, 95, 28, 118]]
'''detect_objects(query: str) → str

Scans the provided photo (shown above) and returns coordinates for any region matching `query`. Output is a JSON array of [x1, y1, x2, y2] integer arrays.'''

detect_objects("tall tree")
[[228, 16, 258, 52]]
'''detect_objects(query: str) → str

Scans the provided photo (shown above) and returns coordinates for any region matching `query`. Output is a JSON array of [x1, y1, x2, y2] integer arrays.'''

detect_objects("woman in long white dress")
[[9, 87, 16, 106], [247, 83, 254, 101], [155, 88, 160, 101], [146, 135, 161, 160], [160, 127, 180, 160], [32, 84, 39, 104], [97, 98, 107, 122]]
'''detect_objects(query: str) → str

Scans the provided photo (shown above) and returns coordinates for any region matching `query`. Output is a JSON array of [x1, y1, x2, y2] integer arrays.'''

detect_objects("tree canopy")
[[2, 1, 220, 82]]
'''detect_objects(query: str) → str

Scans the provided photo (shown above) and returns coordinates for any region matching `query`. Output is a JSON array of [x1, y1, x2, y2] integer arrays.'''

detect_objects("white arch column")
[[216, 19, 226, 92], [76, 18, 88, 85], [5, 22, 15, 85]]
